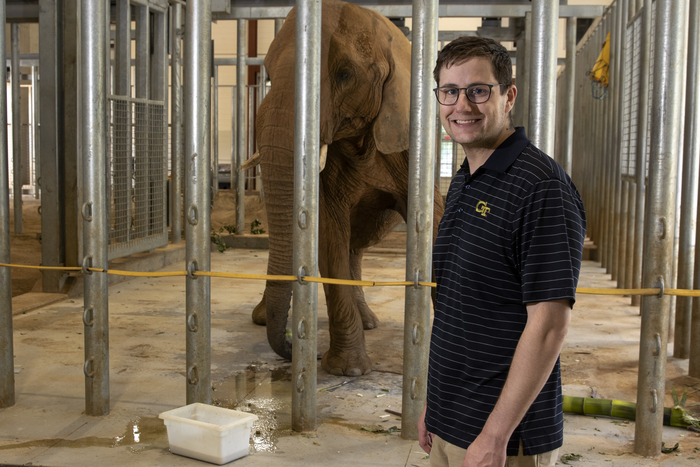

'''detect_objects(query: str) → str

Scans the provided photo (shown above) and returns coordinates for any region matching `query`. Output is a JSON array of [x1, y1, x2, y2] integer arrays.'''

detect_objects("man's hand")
[[462, 433, 507, 467], [418, 403, 434, 454]]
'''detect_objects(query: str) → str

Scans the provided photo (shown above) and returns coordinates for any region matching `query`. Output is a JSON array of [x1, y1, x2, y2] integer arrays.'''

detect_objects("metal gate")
[[108, 95, 168, 260]]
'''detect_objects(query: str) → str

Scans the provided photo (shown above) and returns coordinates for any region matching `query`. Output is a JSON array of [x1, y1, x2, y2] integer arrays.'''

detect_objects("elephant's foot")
[[252, 298, 266, 325], [322, 348, 373, 376], [358, 302, 380, 330]]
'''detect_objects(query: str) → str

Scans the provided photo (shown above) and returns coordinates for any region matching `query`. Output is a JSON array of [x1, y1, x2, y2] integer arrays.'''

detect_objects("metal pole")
[[213, 65, 219, 196], [685, 0, 700, 372], [674, 0, 699, 359], [230, 87, 236, 192], [292, 0, 321, 433], [604, 4, 618, 275], [610, 0, 623, 281], [616, 0, 631, 288], [0, 0, 14, 410], [11, 24, 21, 234], [171, 1, 183, 244], [528, 0, 559, 155], [184, 0, 212, 405], [236, 20, 246, 234], [81, 0, 109, 416], [522, 12, 532, 134], [635, 0, 687, 456], [32, 66, 40, 199], [114, 0, 131, 245], [632, 0, 652, 307], [403, 0, 438, 442], [563, 17, 576, 175]]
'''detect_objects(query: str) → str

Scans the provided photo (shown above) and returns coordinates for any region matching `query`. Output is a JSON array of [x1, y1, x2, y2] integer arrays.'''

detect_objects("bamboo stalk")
[[562, 395, 688, 428]]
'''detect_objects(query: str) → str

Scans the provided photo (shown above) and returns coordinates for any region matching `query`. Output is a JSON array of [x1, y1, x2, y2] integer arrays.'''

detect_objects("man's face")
[[437, 57, 516, 150]]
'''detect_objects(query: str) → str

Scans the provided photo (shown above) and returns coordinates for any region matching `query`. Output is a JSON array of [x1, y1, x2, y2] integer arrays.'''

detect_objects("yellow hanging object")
[[588, 32, 610, 99]]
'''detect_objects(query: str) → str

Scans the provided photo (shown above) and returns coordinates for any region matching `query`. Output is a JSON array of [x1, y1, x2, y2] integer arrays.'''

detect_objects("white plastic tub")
[[159, 403, 259, 465]]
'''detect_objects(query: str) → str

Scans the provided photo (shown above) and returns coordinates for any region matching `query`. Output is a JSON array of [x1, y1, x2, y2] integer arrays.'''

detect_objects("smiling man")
[[418, 37, 587, 467]]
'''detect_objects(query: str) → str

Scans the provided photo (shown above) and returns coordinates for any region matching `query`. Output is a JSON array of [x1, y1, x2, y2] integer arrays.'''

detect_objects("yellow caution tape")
[[0, 262, 697, 296]]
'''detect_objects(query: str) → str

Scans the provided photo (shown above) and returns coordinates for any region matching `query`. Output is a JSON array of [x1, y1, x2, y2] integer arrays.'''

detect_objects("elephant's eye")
[[336, 68, 353, 84]]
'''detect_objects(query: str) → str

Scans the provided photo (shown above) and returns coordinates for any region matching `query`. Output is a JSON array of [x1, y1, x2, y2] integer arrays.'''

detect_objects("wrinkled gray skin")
[[252, 0, 445, 376]]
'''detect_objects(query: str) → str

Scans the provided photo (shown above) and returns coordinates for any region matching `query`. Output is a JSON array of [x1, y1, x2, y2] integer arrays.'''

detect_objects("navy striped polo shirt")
[[425, 127, 586, 456]]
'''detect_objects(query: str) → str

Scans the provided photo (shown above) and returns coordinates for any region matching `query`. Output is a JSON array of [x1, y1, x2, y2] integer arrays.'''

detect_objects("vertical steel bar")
[[114, 0, 131, 244], [171, 1, 183, 244], [522, 12, 532, 134], [136, 6, 149, 99], [213, 66, 219, 196], [611, 0, 624, 281], [528, 0, 559, 155], [32, 66, 40, 199], [11, 24, 21, 234], [258, 65, 267, 199], [151, 11, 167, 237], [632, 0, 653, 307], [563, 17, 576, 175], [673, 0, 697, 358], [134, 5, 149, 240], [403, 0, 438, 442], [81, 0, 109, 416], [39, 0, 65, 293], [616, 0, 630, 288], [230, 87, 236, 192], [626, 183, 637, 289], [635, 0, 687, 456], [247, 86, 254, 190], [604, 4, 618, 275], [0, 0, 14, 410], [184, 0, 212, 405], [514, 30, 526, 128], [235, 20, 246, 234], [684, 0, 700, 368], [292, 0, 321, 432]]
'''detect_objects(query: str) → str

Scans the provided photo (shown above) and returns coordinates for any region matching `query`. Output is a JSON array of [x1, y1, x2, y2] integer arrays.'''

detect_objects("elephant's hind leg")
[[350, 248, 380, 330]]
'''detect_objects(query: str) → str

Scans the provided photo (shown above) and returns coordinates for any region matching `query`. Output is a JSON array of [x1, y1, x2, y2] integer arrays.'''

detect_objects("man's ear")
[[506, 85, 518, 114]]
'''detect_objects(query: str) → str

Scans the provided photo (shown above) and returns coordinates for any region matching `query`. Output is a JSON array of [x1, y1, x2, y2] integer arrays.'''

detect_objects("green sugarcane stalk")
[[562, 395, 690, 428]]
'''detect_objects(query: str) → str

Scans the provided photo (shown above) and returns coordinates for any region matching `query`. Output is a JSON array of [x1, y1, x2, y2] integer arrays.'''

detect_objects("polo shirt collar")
[[460, 127, 530, 175]]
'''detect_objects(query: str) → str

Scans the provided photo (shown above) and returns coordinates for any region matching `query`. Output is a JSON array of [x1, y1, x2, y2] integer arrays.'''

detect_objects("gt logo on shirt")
[[476, 201, 490, 217]]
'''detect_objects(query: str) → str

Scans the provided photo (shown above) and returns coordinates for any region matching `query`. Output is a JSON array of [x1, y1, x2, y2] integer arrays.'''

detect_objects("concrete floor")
[[2, 249, 700, 466]]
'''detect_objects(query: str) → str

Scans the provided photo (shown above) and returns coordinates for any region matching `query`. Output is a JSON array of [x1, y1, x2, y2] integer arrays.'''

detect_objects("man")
[[418, 36, 586, 467]]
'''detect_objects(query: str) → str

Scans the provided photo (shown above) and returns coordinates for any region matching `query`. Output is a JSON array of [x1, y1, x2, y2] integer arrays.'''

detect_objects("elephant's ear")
[[373, 35, 411, 155]]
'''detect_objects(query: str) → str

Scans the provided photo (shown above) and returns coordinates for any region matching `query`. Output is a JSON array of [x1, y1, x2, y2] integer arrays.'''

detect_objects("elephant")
[[247, 0, 445, 377]]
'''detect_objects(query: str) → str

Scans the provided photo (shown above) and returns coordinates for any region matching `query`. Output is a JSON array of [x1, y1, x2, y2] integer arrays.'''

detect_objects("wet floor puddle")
[[0, 416, 167, 452]]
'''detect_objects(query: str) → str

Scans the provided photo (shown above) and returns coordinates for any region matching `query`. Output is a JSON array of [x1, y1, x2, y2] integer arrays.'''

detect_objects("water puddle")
[[0, 416, 167, 452], [212, 363, 293, 453]]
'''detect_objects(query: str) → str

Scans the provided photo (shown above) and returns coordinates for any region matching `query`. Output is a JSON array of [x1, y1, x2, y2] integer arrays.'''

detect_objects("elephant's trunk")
[[258, 104, 296, 360]]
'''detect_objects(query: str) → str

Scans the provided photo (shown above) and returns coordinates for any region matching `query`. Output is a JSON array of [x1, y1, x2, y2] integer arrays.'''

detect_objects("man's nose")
[[455, 90, 475, 110]]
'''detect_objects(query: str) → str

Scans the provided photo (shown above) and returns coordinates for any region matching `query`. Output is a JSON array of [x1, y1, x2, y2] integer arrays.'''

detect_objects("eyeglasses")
[[433, 84, 507, 105]]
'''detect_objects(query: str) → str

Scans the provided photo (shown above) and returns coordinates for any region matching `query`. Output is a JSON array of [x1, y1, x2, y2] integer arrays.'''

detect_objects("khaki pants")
[[429, 435, 558, 467]]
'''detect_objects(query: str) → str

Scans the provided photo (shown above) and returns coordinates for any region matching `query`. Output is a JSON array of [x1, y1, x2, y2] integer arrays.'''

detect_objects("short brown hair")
[[433, 36, 512, 95]]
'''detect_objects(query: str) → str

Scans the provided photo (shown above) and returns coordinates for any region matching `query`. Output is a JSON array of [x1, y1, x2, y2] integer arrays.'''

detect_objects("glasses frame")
[[433, 83, 508, 105]]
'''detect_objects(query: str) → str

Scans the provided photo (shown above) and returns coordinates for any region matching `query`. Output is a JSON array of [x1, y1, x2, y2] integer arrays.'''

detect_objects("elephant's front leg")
[[319, 231, 373, 376], [349, 248, 380, 330]]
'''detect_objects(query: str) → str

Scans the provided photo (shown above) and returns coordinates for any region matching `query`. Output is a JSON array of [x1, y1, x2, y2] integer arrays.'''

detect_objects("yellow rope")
[[0, 262, 696, 296]]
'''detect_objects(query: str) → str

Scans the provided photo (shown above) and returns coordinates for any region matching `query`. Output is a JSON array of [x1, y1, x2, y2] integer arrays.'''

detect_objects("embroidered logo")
[[475, 201, 490, 217]]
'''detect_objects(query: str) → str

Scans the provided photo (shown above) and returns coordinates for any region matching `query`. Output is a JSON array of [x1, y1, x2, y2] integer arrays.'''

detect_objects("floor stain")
[[0, 417, 167, 452]]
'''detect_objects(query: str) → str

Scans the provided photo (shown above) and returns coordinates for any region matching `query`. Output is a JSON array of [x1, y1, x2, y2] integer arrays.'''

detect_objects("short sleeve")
[[512, 179, 586, 306]]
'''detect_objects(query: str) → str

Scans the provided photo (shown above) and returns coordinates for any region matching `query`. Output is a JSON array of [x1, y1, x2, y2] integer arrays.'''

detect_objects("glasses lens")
[[437, 87, 459, 105], [467, 85, 491, 103]]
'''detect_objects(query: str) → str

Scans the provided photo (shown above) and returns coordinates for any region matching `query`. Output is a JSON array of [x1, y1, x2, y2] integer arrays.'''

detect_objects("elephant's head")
[[252, 0, 412, 360]]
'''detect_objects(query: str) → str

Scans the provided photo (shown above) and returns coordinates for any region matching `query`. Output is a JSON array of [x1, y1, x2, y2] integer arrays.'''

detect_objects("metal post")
[[184, 0, 212, 405], [674, 0, 698, 358], [151, 11, 167, 237], [604, 4, 618, 275], [292, 0, 321, 433], [528, 0, 558, 155], [32, 66, 40, 200], [114, 0, 131, 245], [609, 1, 622, 280], [258, 65, 267, 199], [11, 24, 21, 234], [615, 0, 630, 286], [81, 0, 109, 416], [626, 183, 637, 289], [635, 0, 687, 456], [685, 0, 700, 370], [274, 18, 284, 35], [230, 87, 236, 192], [403, 0, 438, 442], [563, 17, 576, 175], [236, 20, 246, 234], [247, 86, 254, 190], [213, 65, 219, 196], [39, 0, 66, 294], [134, 4, 149, 239], [632, 0, 653, 307], [522, 12, 532, 134], [0, 0, 14, 410], [171, 1, 183, 244]]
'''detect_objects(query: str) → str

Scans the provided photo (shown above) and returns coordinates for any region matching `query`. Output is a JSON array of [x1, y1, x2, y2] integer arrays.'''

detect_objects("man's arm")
[[462, 299, 571, 467]]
